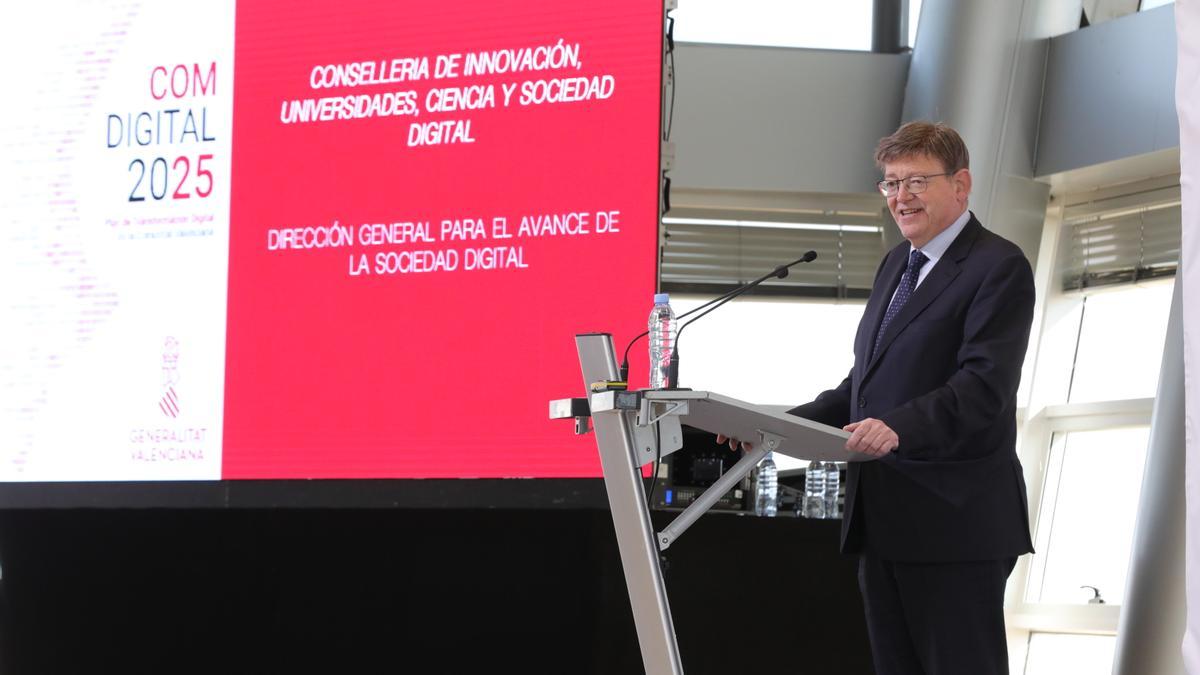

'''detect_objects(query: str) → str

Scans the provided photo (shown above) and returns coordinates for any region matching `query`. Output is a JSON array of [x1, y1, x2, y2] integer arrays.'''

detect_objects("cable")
[[665, 16, 676, 139], [646, 417, 662, 509], [618, 285, 726, 383], [626, 11, 677, 386]]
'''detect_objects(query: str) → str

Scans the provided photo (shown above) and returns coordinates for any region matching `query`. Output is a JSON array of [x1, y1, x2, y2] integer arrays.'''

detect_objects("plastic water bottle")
[[648, 293, 676, 389], [823, 461, 841, 518], [803, 460, 826, 518], [755, 451, 778, 517]]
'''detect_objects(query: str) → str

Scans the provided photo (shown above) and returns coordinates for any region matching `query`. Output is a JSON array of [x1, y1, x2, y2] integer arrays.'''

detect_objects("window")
[[1026, 427, 1150, 605], [660, 192, 883, 470], [909, 0, 923, 47], [670, 295, 862, 470], [671, 0, 874, 51], [1023, 633, 1117, 674], [1009, 174, 1179, 675], [1066, 283, 1174, 403]]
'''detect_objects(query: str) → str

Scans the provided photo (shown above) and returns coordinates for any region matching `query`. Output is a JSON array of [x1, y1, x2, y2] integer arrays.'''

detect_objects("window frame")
[[1007, 181, 1177, 670]]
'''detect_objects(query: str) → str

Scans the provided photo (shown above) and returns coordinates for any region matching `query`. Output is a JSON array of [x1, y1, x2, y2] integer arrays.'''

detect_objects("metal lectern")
[[550, 333, 869, 675]]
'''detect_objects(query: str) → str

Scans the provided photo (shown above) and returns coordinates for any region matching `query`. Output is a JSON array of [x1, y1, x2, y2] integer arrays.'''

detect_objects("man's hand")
[[843, 418, 898, 457], [715, 433, 753, 452]]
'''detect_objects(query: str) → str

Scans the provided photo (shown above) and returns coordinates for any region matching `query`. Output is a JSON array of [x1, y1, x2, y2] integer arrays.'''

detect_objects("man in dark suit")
[[723, 121, 1035, 674]]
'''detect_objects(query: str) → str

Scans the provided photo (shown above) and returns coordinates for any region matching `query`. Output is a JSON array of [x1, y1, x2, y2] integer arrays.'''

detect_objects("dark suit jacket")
[[788, 214, 1035, 562]]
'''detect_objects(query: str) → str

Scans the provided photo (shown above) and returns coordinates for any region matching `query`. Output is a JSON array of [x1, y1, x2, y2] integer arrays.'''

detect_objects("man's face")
[[882, 154, 971, 249]]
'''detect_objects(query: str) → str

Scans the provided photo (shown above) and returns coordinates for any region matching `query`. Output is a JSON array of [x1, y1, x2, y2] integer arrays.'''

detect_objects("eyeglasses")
[[876, 173, 951, 197]]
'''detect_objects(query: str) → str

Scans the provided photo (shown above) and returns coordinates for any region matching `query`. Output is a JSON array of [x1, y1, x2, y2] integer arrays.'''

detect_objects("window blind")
[[661, 221, 885, 299], [1060, 180, 1181, 291]]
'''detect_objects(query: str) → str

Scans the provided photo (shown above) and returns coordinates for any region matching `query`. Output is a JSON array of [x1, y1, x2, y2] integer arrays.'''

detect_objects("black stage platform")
[[0, 492, 872, 674]]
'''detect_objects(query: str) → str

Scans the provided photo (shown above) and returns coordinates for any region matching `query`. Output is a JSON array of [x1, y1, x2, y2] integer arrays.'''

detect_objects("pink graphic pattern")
[[0, 3, 138, 474], [159, 386, 180, 418]]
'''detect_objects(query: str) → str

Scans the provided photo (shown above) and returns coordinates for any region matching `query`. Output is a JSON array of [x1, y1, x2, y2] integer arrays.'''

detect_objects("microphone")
[[619, 251, 817, 386]]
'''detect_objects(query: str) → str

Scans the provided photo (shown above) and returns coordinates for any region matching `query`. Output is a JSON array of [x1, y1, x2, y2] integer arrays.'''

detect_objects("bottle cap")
[[653, 293, 670, 304]]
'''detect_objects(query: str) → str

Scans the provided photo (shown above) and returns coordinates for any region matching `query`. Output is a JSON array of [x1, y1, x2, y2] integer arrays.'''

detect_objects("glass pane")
[[671, 296, 861, 470], [1023, 633, 1115, 675], [1027, 298, 1084, 409], [1069, 281, 1173, 403], [909, 0, 923, 47], [672, 0, 873, 51], [1027, 427, 1149, 604]]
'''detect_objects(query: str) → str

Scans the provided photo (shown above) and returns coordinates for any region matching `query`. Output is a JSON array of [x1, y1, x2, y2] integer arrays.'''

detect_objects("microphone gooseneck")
[[665, 251, 817, 388]]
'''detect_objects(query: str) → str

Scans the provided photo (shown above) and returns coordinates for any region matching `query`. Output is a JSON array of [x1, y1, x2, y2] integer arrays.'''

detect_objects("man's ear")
[[955, 168, 973, 200]]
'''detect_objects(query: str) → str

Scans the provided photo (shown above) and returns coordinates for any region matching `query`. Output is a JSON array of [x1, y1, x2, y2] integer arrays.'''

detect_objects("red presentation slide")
[[223, 1, 663, 478]]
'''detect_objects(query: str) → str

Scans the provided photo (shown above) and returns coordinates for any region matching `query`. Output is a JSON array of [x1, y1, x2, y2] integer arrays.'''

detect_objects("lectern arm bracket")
[[637, 398, 688, 427], [656, 429, 785, 551], [548, 397, 592, 435]]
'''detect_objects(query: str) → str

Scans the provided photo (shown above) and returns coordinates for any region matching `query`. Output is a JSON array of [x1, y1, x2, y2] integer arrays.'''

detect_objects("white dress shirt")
[[889, 208, 971, 307]]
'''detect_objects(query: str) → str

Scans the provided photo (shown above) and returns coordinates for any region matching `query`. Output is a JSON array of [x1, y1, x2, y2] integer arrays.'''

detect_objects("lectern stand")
[[550, 333, 868, 675]]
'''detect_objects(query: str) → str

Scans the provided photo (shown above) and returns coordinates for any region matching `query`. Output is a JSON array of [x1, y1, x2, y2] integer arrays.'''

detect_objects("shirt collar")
[[913, 208, 970, 263]]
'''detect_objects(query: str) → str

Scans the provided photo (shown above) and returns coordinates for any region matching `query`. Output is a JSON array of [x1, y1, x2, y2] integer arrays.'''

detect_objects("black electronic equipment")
[[650, 426, 752, 512], [648, 427, 848, 517]]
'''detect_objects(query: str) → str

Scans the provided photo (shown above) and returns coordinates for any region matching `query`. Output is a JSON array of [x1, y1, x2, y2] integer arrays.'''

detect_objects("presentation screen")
[[0, 1, 662, 482]]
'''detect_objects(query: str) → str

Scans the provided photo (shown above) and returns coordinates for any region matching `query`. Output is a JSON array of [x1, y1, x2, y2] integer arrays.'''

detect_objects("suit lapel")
[[863, 217, 982, 380], [856, 247, 906, 382]]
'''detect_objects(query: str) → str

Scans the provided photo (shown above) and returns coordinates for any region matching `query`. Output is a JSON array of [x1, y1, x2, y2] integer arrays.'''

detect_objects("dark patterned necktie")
[[873, 249, 929, 357]]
